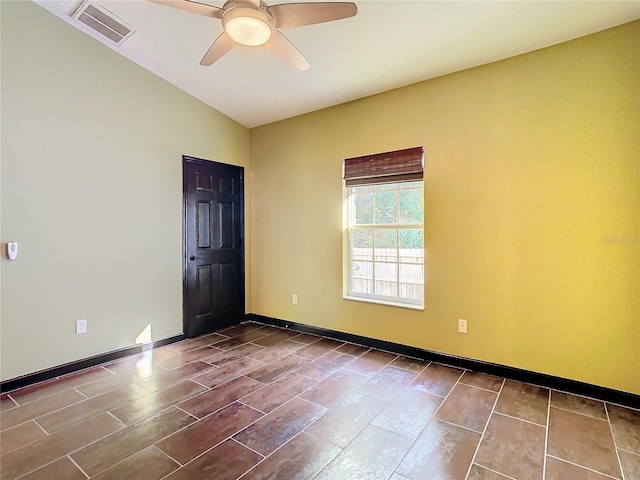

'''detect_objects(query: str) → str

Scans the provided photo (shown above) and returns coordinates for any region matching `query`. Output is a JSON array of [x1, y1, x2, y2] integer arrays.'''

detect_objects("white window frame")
[[343, 181, 425, 310]]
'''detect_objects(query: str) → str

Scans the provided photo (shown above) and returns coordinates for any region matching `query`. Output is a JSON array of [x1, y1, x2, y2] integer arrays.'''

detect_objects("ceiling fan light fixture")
[[222, 7, 274, 47]]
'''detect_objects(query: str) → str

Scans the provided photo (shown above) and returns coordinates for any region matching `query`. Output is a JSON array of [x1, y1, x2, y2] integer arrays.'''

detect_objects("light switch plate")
[[7, 242, 18, 260]]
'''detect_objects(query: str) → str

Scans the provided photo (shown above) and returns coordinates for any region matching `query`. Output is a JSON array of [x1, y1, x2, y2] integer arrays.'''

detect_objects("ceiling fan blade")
[[267, 2, 357, 29], [200, 31, 236, 66], [147, 0, 223, 19], [265, 30, 310, 71]]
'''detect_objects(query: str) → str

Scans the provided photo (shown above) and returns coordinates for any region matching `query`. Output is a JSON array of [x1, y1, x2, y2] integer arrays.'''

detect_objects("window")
[[343, 147, 425, 308]]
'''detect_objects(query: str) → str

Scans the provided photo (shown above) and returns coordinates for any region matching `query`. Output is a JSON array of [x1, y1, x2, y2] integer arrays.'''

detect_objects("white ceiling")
[[35, 0, 640, 128]]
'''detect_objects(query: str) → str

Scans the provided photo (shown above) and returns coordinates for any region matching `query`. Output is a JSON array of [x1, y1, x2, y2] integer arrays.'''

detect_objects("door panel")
[[196, 265, 212, 315], [184, 156, 244, 338], [195, 173, 213, 191], [197, 201, 211, 248], [219, 202, 234, 248]]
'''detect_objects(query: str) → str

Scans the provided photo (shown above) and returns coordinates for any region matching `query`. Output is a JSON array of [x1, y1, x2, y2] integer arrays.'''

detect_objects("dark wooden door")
[[183, 156, 244, 337]]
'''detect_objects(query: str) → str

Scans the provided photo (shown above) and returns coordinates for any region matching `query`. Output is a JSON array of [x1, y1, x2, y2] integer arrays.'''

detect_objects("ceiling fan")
[[148, 0, 357, 70]]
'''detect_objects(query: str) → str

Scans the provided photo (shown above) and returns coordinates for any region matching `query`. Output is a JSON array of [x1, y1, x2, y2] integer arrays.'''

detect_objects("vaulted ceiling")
[[36, 0, 640, 127]]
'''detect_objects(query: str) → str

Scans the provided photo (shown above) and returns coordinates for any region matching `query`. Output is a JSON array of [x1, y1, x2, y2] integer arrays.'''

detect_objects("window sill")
[[343, 296, 425, 311]]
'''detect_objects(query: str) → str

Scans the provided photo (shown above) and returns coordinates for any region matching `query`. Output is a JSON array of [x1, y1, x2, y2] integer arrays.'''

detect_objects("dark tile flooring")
[[1, 321, 639, 479]]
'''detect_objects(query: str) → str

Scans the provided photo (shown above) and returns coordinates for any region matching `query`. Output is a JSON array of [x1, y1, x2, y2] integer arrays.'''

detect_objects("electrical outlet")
[[292, 294, 298, 305], [458, 319, 468, 334], [76, 319, 87, 335]]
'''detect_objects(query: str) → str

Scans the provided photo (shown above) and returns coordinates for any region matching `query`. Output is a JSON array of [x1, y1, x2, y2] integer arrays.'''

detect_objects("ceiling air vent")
[[72, 1, 135, 45]]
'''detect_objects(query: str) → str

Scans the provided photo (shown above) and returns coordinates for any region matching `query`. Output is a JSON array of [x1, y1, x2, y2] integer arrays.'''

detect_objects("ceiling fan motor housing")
[[222, 1, 275, 46]]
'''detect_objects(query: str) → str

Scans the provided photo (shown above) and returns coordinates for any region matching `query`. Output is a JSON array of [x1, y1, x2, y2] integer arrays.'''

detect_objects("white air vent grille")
[[72, 1, 135, 45]]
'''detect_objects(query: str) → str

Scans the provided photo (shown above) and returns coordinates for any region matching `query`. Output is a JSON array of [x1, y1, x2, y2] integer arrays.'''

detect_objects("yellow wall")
[[0, 2, 250, 380], [250, 21, 640, 394]]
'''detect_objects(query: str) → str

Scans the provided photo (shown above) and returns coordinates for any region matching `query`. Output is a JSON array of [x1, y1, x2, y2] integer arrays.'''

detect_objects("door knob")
[[190, 255, 196, 261]]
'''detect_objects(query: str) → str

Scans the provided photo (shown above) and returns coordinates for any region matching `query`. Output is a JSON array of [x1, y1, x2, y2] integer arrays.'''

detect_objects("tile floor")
[[1, 321, 639, 480]]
